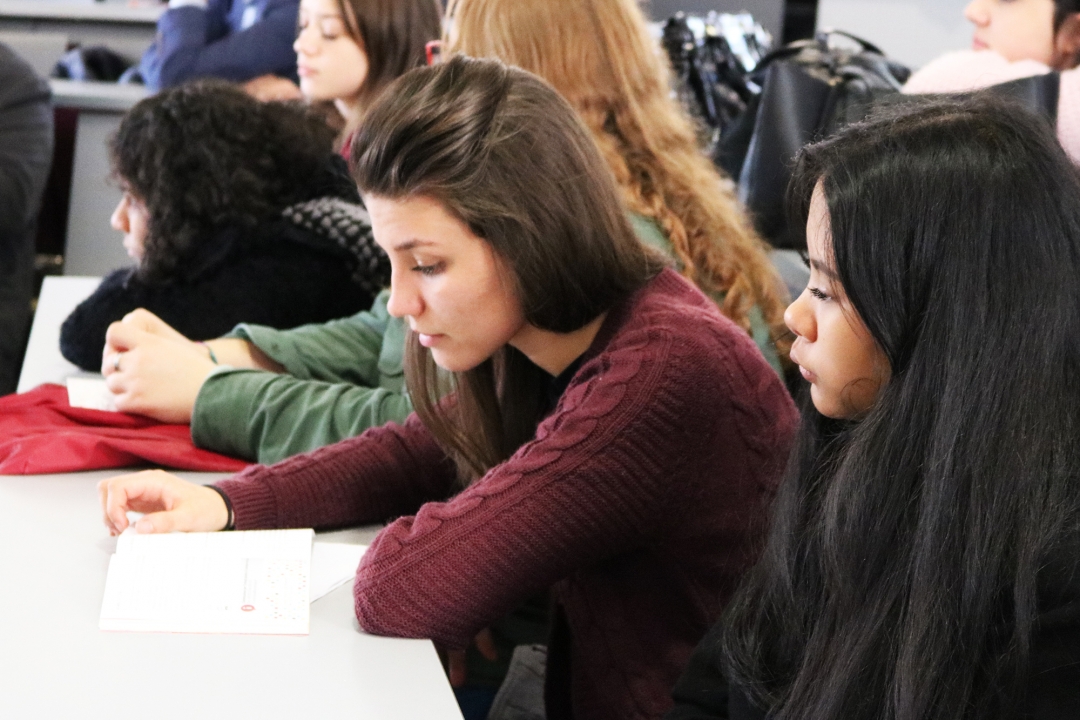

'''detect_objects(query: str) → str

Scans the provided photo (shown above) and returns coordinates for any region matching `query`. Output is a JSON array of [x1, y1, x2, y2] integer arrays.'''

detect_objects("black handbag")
[[662, 12, 772, 151], [723, 31, 910, 249]]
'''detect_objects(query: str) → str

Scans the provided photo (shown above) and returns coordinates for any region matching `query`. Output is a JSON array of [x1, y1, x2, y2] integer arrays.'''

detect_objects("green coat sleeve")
[[189, 291, 413, 464]]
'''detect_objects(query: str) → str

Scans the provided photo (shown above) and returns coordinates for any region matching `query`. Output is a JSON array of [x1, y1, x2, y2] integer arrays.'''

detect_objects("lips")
[[788, 343, 816, 383], [972, 37, 988, 51], [417, 333, 444, 348]]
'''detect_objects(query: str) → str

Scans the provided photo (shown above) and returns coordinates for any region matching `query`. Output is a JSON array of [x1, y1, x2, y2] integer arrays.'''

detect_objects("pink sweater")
[[216, 268, 799, 720], [903, 50, 1080, 164]]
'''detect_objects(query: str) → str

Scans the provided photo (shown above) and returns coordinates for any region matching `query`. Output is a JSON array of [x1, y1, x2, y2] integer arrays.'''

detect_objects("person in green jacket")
[[102, 210, 782, 466], [103, 0, 791, 467], [102, 3, 791, 716]]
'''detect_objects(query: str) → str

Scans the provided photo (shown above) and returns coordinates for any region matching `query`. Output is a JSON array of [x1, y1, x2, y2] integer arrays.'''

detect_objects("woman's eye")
[[319, 21, 344, 39], [808, 286, 830, 301], [412, 261, 445, 276]]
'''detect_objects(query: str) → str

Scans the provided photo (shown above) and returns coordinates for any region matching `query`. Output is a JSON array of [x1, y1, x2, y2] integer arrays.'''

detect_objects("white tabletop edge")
[[0, 1, 163, 24]]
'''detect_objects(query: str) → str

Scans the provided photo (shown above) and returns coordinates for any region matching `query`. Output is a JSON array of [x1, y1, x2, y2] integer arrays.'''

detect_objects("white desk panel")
[[0, 471, 463, 720], [0, 1, 162, 24], [18, 275, 101, 393]]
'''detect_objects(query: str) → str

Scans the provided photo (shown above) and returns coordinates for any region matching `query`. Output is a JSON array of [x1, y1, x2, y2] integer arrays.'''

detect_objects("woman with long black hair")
[[669, 96, 1080, 719]]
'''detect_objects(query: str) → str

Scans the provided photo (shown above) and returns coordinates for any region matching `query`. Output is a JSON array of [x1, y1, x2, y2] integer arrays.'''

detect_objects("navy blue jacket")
[[140, 0, 299, 90]]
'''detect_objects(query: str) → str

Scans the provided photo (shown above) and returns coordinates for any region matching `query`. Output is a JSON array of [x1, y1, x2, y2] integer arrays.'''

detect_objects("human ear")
[[1053, 13, 1080, 70]]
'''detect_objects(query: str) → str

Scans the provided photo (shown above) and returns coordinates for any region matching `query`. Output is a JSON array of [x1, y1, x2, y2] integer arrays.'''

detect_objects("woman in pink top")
[[98, 57, 798, 720], [904, 0, 1080, 161]]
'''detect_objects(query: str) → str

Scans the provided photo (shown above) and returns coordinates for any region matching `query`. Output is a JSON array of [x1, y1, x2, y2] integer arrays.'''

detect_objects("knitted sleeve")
[[350, 322, 757, 649], [215, 410, 457, 532]]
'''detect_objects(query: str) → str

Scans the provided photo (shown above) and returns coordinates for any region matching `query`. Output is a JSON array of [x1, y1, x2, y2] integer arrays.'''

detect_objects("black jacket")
[[59, 214, 382, 372], [0, 43, 52, 393]]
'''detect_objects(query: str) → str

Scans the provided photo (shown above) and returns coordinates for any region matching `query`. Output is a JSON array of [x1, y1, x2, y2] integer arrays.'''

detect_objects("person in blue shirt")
[[140, 0, 300, 91]]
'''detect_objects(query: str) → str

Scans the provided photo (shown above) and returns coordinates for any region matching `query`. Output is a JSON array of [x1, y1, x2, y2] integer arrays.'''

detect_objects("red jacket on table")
[[216, 268, 799, 720]]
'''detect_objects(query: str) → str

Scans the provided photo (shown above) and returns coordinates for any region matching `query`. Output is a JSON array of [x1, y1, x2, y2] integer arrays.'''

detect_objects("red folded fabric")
[[0, 384, 248, 474]]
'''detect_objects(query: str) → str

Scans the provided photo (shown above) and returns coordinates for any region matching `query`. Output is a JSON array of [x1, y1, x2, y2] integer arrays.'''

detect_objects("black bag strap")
[[987, 72, 1060, 124], [755, 30, 888, 71]]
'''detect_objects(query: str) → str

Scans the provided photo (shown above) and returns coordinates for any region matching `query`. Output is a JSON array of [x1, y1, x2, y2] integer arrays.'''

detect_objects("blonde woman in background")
[[447, 0, 791, 372]]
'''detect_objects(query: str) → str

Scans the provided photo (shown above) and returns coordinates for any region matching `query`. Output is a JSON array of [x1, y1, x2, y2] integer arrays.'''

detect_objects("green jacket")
[[191, 290, 410, 463], [191, 215, 781, 464]]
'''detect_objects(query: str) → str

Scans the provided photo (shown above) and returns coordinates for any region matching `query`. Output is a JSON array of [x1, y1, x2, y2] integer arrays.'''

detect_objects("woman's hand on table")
[[102, 311, 217, 424], [98, 469, 229, 535]]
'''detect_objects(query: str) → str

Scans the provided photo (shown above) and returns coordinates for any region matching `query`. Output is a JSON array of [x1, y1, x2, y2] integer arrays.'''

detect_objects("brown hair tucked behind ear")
[[352, 55, 663, 483], [447, 0, 790, 364], [333, 0, 441, 131]]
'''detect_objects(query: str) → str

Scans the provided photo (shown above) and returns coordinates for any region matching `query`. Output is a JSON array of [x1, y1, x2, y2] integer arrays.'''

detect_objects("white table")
[[18, 274, 100, 393], [10, 276, 464, 719], [0, 0, 161, 62], [0, 471, 463, 719]]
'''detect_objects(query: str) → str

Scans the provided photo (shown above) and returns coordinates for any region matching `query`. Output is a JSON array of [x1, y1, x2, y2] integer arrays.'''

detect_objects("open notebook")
[[100, 529, 366, 635]]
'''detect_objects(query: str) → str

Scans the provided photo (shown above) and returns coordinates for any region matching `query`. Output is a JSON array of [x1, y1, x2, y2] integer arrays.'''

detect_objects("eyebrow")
[[809, 258, 840, 281], [392, 239, 437, 252]]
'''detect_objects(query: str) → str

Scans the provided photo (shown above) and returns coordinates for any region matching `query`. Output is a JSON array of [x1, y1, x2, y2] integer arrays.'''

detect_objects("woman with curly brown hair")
[[59, 80, 387, 371], [446, 0, 790, 372]]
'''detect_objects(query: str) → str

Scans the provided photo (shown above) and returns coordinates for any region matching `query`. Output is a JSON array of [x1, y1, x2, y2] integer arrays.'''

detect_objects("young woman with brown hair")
[[446, 0, 790, 371], [99, 57, 797, 720], [246, 0, 441, 149]]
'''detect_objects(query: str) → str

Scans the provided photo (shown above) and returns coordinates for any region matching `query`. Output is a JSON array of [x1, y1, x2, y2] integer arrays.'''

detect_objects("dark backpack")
[[719, 31, 910, 249]]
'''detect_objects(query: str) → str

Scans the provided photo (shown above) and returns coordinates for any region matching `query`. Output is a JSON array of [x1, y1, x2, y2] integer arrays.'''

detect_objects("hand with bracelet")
[[98, 469, 233, 536], [101, 308, 283, 423]]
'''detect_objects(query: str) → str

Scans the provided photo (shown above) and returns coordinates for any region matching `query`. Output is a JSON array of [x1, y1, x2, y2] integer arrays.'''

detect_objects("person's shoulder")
[[622, 268, 749, 344], [903, 50, 1050, 95], [0, 43, 50, 107], [600, 269, 775, 385]]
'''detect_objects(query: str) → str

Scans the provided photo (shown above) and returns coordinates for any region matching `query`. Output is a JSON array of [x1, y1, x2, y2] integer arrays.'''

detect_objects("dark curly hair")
[[111, 80, 342, 282]]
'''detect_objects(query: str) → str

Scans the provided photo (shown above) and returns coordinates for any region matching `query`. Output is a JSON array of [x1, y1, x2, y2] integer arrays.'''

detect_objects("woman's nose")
[[385, 275, 423, 319], [294, 27, 316, 55], [964, 0, 988, 26], [784, 288, 816, 342], [110, 197, 129, 233]]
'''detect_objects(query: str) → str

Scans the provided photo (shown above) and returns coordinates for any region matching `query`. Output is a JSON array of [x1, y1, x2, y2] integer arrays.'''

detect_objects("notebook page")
[[100, 528, 313, 635], [310, 542, 367, 602]]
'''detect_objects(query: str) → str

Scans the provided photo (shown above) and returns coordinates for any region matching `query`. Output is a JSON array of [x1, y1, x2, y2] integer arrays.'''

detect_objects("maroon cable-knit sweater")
[[215, 269, 798, 720]]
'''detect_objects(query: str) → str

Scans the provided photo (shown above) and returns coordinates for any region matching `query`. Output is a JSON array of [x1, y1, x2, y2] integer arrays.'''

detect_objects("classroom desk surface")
[[51, 78, 149, 112], [18, 275, 100, 393], [11, 277, 464, 719], [0, 470, 464, 719], [0, 1, 163, 24]]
